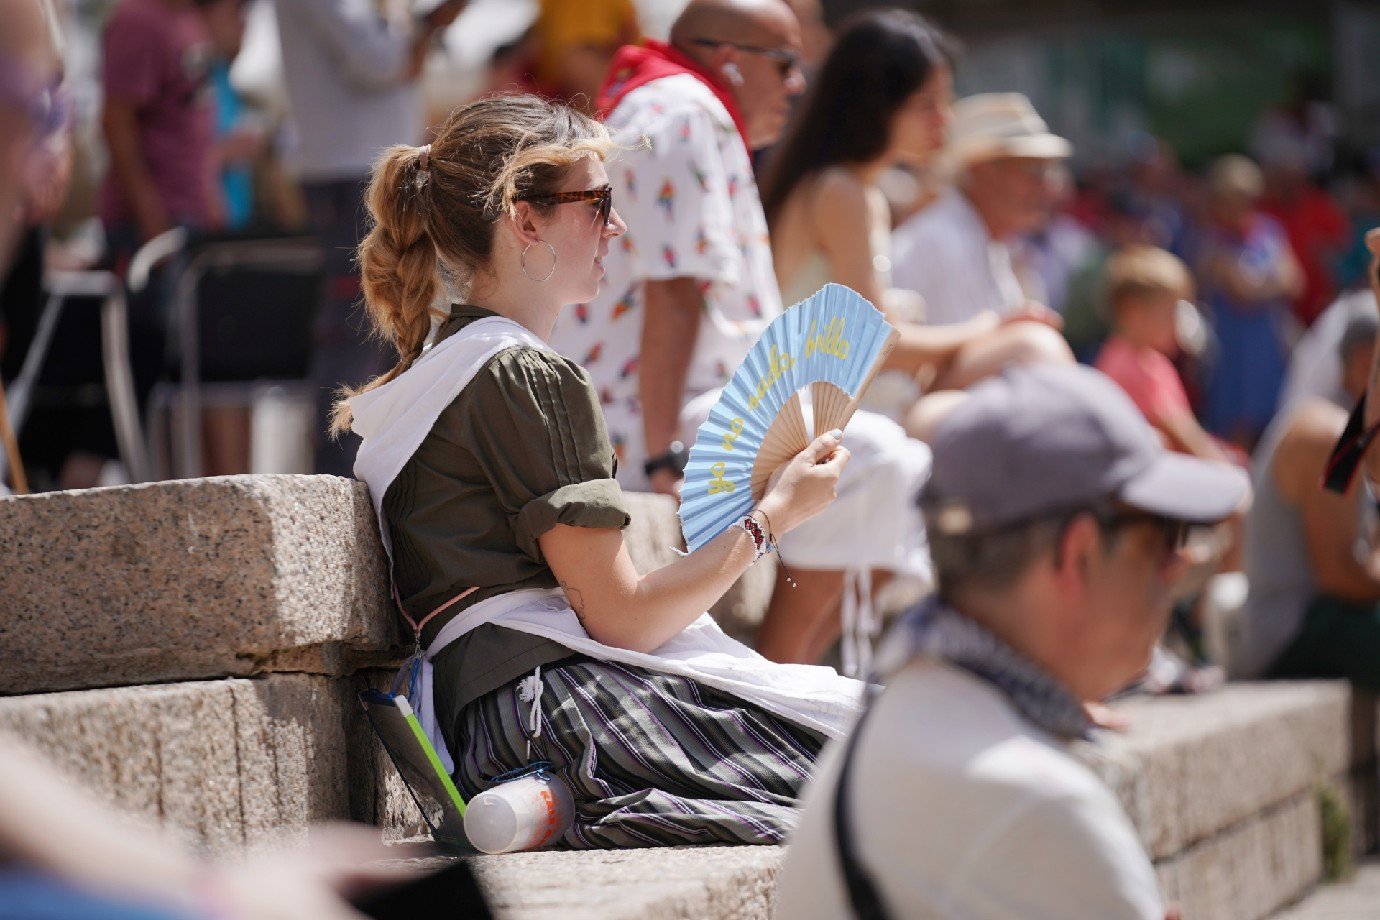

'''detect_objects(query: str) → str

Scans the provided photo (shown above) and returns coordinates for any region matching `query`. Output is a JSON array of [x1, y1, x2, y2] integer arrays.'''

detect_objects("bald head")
[[670, 0, 798, 49], [0, 0, 61, 271], [669, 0, 804, 149]]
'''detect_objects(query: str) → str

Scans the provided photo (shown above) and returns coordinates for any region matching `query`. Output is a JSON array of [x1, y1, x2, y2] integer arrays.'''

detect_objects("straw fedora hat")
[[944, 93, 1072, 172]]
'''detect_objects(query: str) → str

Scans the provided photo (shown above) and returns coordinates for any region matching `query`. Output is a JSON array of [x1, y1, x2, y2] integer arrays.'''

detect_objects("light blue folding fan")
[[678, 283, 898, 551]]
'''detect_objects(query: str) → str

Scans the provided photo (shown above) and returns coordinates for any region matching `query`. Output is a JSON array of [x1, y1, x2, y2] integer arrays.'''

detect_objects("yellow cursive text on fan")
[[722, 416, 746, 450], [746, 346, 794, 413], [708, 462, 736, 494], [804, 318, 850, 360]]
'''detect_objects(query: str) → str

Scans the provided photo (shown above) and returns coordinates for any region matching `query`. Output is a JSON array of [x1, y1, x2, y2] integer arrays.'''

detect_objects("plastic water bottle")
[[463, 764, 574, 854]]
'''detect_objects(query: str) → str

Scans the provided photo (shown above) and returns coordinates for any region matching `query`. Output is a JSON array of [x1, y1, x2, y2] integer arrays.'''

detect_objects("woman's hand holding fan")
[[755, 428, 850, 537]]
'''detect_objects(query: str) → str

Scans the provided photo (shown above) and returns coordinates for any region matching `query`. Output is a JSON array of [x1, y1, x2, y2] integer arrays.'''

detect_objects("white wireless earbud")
[[721, 63, 744, 86]]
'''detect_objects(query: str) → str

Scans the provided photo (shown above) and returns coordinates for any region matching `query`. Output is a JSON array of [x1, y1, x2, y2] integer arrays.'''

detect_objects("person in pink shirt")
[[1097, 245, 1245, 588], [1096, 245, 1242, 466]]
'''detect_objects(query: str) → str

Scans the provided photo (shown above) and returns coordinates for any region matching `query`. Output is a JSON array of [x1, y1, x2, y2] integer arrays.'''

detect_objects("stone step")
[[1079, 683, 1369, 860], [1076, 683, 1377, 920], [405, 684, 1371, 920], [0, 675, 362, 853], [0, 476, 769, 694], [0, 671, 1370, 917], [0, 475, 395, 693], [1270, 860, 1380, 919], [467, 846, 785, 920]]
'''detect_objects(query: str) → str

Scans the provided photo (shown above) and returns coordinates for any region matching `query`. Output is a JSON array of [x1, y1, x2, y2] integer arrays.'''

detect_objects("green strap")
[[397, 696, 467, 816]]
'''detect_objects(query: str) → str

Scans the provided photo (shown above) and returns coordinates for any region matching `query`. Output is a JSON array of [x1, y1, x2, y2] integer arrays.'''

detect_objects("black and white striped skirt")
[[451, 659, 828, 848]]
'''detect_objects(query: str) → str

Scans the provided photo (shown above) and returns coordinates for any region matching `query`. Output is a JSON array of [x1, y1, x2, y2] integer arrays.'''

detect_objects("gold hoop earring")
[[520, 241, 557, 283]]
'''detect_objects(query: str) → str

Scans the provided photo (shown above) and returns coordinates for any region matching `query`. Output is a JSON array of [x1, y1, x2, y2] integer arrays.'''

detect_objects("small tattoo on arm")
[[560, 580, 590, 631]]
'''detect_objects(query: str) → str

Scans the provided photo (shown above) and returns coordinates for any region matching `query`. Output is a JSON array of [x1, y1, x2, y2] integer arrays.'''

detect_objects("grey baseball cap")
[[919, 364, 1249, 535]]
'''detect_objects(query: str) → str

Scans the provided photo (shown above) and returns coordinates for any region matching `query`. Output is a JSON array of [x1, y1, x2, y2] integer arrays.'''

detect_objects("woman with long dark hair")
[[760, 10, 1070, 433]]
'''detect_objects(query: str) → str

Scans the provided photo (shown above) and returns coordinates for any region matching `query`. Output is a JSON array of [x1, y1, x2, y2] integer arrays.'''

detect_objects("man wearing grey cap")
[[775, 363, 1247, 919]]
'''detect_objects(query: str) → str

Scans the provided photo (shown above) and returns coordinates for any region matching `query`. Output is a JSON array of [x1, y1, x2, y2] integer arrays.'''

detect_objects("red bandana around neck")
[[595, 40, 750, 153]]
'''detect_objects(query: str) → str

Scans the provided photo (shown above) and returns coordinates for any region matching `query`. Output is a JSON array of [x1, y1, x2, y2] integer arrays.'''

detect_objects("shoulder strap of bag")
[[832, 698, 892, 920]]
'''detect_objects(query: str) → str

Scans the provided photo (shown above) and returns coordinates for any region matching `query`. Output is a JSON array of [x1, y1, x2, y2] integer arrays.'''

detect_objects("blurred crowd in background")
[[2, 0, 1380, 491]]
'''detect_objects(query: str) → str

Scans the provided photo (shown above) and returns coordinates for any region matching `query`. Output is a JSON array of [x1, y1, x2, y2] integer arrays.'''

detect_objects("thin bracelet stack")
[[733, 508, 797, 588], [755, 508, 796, 588]]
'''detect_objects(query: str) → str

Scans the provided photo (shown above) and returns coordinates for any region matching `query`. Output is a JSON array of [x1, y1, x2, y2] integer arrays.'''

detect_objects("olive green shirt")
[[382, 305, 631, 714]]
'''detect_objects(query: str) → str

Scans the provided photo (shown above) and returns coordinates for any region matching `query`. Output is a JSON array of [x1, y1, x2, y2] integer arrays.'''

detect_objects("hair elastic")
[[414, 144, 433, 192]]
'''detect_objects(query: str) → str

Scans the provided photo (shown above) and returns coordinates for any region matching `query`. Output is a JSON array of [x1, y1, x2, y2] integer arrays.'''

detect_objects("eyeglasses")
[[1031, 503, 1196, 567], [515, 186, 613, 227], [1097, 509, 1193, 555], [689, 38, 801, 78]]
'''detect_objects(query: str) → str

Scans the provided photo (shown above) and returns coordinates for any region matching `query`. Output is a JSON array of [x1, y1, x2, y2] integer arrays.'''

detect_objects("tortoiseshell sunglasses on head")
[[515, 186, 613, 226]]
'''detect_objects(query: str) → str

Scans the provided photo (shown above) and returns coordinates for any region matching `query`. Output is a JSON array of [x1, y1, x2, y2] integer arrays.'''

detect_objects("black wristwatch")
[[644, 441, 689, 478]]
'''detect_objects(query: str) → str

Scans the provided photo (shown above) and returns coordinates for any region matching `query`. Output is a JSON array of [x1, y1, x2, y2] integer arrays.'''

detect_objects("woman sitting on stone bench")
[[333, 95, 864, 848]]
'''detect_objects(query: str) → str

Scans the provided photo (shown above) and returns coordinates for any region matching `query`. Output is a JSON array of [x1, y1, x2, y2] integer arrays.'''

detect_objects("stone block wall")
[[0, 676, 352, 852], [1077, 685, 1379, 920], [0, 475, 772, 854], [0, 476, 396, 694]]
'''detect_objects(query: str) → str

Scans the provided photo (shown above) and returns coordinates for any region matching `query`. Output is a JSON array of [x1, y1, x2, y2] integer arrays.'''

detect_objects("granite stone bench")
[[0, 474, 771, 850], [0, 475, 1373, 919], [0, 475, 771, 696]]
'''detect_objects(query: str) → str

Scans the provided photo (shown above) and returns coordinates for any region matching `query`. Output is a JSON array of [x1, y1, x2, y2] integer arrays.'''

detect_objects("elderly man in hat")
[[892, 92, 1071, 327], [775, 363, 1247, 919]]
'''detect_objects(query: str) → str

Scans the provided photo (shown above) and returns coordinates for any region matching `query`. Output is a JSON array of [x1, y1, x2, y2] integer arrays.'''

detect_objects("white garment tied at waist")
[[412, 587, 867, 774]]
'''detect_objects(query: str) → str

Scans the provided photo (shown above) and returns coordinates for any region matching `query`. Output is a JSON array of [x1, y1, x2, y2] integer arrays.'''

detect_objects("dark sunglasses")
[[1039, 504, 1194, 568], [1098, 510, 1192, 554], [689, 38, 801, 78], [515, 186, 613, 227]]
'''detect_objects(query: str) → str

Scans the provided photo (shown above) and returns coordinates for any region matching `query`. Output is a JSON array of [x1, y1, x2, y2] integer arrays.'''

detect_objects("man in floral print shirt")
[[549, 0, 802, 493]]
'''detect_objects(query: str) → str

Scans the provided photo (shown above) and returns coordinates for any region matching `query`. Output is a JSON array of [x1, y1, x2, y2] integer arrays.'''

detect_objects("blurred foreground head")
[[919, 364, 1248, 698], [0, 0, 62, 273]]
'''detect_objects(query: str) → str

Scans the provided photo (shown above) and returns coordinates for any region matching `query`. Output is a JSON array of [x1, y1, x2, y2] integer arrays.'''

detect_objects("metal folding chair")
[[0, 223, 182, 486], [149, 231, 322, 479]]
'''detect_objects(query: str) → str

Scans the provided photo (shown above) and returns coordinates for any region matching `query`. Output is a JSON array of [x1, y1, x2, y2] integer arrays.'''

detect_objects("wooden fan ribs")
[[750, 391, 807, 499]]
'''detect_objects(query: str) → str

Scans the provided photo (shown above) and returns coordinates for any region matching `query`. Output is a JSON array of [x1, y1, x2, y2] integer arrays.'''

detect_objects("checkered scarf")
[[880, 597, 1092, 741]]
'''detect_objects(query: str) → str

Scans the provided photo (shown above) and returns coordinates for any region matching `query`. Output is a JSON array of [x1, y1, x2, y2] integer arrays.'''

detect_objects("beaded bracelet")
[[733, 512, 772, 562]]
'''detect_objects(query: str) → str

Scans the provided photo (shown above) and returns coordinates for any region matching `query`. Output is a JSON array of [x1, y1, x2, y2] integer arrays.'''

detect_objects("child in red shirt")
[[1096, 245, 1244, 466]]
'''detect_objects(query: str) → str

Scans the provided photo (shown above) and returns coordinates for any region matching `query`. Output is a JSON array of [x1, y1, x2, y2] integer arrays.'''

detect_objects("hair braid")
[[329, 145, 442, 435]]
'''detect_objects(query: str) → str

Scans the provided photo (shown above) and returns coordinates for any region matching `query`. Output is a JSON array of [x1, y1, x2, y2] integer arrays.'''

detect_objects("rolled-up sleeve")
[[513, 480, 630, 558], [463, 347, 631, 562]]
